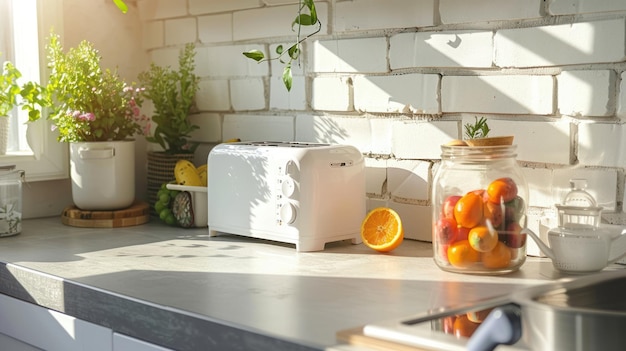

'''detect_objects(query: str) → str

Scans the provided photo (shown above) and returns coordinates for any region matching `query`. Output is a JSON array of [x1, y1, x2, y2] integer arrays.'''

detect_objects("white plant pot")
[[70, 140, 135, 210], [0, 117, 9, 156]]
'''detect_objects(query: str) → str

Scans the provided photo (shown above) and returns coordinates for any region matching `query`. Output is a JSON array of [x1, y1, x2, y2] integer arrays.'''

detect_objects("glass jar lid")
[[556, 179, 603, 229]]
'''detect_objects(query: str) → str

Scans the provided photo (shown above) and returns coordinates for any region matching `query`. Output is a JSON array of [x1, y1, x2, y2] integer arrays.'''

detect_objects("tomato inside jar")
[[432, 144, 528, 274]]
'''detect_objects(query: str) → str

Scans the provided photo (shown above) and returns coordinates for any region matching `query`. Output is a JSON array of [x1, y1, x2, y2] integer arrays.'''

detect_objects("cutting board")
[[61, 201, 151, 228], [336, 327, 429, 351]]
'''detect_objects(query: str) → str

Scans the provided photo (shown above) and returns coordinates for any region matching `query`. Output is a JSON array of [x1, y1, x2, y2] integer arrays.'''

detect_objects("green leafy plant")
[[243, 0, 321, 91], [0, 57, 47, 120], [44, 33, 148, 142], [464, 116, 491, 139], [138, 43, 199, 154]]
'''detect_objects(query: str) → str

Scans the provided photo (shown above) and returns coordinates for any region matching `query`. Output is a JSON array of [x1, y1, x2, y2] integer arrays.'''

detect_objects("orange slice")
[[361, 207, 404, 252]]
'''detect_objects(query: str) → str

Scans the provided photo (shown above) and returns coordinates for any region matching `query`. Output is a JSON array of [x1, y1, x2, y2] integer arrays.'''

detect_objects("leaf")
[[282, 65, 293, 92], [275, 45, 284, 55], [113, 0, 128, 13], [243, 50, 265, 62], [293, 14, 314, 26], [287, 44, 300, 60], [308, 0, 318, 23]]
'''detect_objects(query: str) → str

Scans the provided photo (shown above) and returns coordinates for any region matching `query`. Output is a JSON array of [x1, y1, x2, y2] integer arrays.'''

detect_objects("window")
[[0, 0, 67, 181]]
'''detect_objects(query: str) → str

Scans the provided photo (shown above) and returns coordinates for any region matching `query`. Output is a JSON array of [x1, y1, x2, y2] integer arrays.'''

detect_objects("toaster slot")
[[330, 161, 354, 168]]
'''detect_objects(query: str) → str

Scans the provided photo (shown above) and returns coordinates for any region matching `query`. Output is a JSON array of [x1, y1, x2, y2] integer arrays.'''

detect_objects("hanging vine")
[[243, 0, 321, 91]]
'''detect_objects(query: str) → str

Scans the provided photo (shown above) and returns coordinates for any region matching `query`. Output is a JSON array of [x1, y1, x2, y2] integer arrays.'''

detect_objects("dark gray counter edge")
[[0, 262, 321, 351]]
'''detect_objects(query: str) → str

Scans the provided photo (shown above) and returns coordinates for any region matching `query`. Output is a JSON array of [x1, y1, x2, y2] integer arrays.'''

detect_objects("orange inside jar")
[[432, 144, 528, 274]]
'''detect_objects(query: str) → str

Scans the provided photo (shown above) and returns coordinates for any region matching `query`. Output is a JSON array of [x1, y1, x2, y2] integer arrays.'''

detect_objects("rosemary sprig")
[[464, 117, 490, 139]]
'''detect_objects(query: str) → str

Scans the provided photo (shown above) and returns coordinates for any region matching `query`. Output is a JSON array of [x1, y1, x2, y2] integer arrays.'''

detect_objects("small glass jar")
[[0, 165, 24, 237], [432, 145, 528, 274]]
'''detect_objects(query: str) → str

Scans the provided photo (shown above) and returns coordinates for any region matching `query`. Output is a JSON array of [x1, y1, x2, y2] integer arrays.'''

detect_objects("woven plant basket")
[[147, 151, 194, 215]]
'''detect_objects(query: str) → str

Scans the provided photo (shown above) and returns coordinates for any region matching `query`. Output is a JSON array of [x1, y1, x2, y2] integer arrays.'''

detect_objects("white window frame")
[[2, 0, 68, 182]]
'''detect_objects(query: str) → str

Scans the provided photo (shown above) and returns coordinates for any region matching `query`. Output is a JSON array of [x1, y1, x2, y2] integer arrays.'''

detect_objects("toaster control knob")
[[279, 203, 297, 224], [281, 177, 296, 197]]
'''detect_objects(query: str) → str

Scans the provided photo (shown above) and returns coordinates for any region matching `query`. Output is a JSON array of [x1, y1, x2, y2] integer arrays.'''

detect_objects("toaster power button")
[[279, 203, 297, 224]]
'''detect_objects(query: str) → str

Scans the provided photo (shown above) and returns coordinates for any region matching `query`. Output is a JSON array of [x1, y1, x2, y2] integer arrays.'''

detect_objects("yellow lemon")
[[174, 160, 202, 186]]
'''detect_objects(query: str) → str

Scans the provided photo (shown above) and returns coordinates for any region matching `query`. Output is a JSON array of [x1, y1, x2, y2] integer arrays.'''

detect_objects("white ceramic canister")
[[70, 140, 135, 210]]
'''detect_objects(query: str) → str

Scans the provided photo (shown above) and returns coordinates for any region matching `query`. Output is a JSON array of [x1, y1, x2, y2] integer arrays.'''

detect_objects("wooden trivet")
[[61, 201, 151, 228]]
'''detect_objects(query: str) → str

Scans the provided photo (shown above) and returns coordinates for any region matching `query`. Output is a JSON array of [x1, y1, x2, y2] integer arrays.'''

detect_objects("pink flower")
[[78, 112, 95, 121]]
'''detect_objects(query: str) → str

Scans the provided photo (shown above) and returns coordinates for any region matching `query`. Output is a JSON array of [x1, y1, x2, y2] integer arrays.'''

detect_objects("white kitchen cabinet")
[[0, 294, 112, 351], [113, 333, 173, 351], [0, 332, 41, 351]]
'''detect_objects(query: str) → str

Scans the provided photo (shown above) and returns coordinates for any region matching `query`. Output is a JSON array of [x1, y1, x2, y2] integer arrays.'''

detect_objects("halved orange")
[[361, 207, 404, 252]]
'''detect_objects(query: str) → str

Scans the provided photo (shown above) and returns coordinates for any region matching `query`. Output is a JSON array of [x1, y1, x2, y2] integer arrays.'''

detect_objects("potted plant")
[[42, 33, 149, 211], [446, 117, 514, 147], [138, 43, 200, 209], [0, 58, 47, 155]]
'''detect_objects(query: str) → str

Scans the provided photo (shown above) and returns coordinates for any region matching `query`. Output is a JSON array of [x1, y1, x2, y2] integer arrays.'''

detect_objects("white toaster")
[[207, 141, 365, 251]]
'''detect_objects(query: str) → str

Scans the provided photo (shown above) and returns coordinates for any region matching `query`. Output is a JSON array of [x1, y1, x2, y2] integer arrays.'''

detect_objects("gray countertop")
[[0, 217, 615, 350]]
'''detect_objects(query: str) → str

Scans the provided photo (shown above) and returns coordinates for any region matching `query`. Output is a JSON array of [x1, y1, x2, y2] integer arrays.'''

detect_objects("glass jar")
[[0, 165, 24, 237], [432, 145, 528, 274]]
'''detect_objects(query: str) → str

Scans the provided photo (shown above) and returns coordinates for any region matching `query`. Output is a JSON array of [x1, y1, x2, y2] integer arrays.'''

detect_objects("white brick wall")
[[494, 19, 626, 67], [334, 0, 436, 32], [353, 74, 439, 114], [390, 31, 493, 69], [310, 38, 388, 73], [548, 0, 626, 15], [188, 0, 259, 15], [558, 70, 615, 117], [441, 75, 554, 114], [138, 0, 626, 245], [440, 0, 542, 24]]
